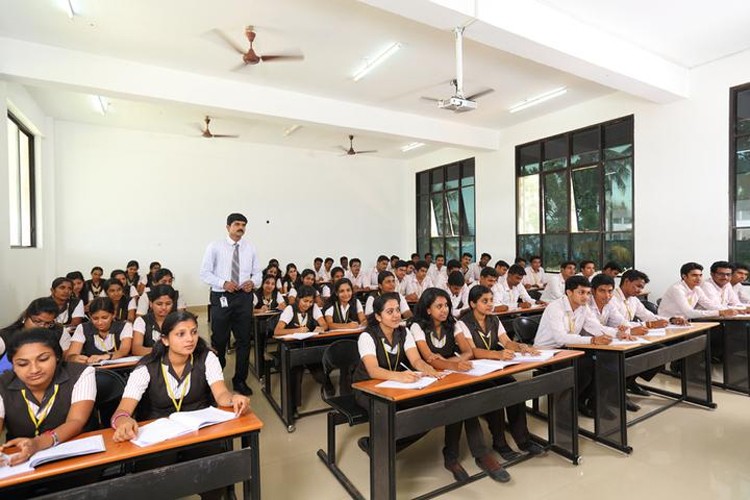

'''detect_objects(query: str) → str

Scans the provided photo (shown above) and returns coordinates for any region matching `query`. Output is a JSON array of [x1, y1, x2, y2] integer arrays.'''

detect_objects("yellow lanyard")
[[380, 338, 400, 371], [22, 385, 60, 436], [161, 354, 192, 412], [297, 312, 308, 327], [566, 312, 575, 333], [619, 289, 634, 320], [475, 320, 493, 350], [335, 302, 346, 322], [95, 332, 114, 353], [687, 292, 696, 307]]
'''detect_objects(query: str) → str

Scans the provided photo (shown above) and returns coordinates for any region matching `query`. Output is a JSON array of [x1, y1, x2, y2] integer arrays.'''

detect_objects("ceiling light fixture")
[[352, 42, 402, 82], [509, 87, 568, 113], [284, 124, 301, 137], [401, 142, 425, 152], [65, 0, 75, 18]]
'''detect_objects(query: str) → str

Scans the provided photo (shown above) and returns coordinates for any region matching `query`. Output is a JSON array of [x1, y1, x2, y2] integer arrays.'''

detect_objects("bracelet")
[[44, 429, 60, 448], [110, 411, 131, 430]]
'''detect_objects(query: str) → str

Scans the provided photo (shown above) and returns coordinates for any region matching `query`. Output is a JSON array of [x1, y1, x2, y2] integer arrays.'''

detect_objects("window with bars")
[[730, 83, 750, 263], [416, 158, 475, 260], [516, 116, 634, 269], [7, 112, 37, 248]]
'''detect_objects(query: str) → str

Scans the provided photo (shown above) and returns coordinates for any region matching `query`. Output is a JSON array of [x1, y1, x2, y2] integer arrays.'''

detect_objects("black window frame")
[[730, 82, 750, 264]]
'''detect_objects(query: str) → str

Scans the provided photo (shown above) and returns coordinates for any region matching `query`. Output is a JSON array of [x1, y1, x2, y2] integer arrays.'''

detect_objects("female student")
[[131, 285, 176, 356], [409, 288, 509, 482], [125, 260, 140, 290], [363, 271, 412, 319], [320, 267, 345, 300], [66, 298, 133, 364], [137, 261, 161, 296], [50, 277, 85, 331], [457, 286, 544, 460], [0, 328, 96, 466], [273, 285, 327, 407], [66, 271, 86, 302], [111, 310, 249, 431], [281, 263, 300, 295], [104, 279, 137, 324], [1, 298, 62, 364], [135, 268, 187, 317], [287, 269, 322, 307], [323, 278, 366, 329], [110, 269, 139, 301], [253, 275, 286, 312], [352, 292, 441, 454]]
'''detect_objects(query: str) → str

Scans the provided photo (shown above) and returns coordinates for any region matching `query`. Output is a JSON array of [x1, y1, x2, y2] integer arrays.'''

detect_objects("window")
[[516, 116, 634, 269], [731, 83, 750, 263], [7, 112, 36, 247], [416, 158, 475, 259]]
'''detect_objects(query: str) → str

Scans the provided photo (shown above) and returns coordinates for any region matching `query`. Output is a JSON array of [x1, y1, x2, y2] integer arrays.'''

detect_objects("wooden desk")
[[566, 322, 718, 454], [345, 350, 583, 500], [250, 310, 282, 380], [693, 316, 750, 395], [490, 303, 546, 318], [262, 328, 365, 432], [0, 412, 263, 499]]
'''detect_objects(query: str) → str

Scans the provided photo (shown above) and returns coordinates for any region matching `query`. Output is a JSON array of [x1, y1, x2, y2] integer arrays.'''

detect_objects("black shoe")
[[476, 455, 510, 483], [519, 441, 546, 456], [357, 437, 370, 456], [626, 397, 641, 412], [444, 459, 469, 482], [627, 380, 650, 397], [492, 444, 522, 461], [233, 381, 253, 396]]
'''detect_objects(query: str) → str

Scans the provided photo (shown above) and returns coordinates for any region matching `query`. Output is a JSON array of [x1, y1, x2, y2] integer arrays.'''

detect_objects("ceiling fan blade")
[[260, 54, 304, 62], [355, 150, 378, 154], [338, 146, 350, 153], [211, 134, 239, 138], [231, 62, 250, 72], [420, 96, 441, 102], [465, 88, 495, 100], [211, 29, 246, 55]]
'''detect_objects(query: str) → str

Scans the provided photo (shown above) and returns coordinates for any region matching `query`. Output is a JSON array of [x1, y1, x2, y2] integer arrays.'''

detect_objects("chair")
[[641, 300, 659, 315], [316, 340, 368, 499], [94, 369, 127, 429], [513, 315, 542, 344]]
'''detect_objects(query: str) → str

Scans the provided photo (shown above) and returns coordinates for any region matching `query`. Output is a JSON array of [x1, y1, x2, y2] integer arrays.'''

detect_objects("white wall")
[[0, 82, 57, 325], [409, 48, 750, 300], [53, 122, 411, 306]]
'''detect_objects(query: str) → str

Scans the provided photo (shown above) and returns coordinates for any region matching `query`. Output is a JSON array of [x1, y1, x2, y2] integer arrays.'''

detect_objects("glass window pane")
[[544, 171, 569, 233], [431, 238, 445, 258], [736, 170, 750, 227], [604, 232, 633, 269], [571, 166, 601, 232], [431, 168, 444, 193], [604, 158, 633, 232], [571, 233, 601, 264], [737, 136, 750, 175], [461, 161, 475, 185], [543, 136, 567, 171], [8, 117, 20, 246], [517, 175, 540, 234], [738, 89, 750, 135], [571, 127, 599, 167], [461, 237, 475, 260], [19, 132, 32, 247], [418, 195, 430, 248], [604, 120, 633, 159], [460, 185, 475, 236], [517, 234, 540, 261], [445, 190, 460, 237], [519, 143, 540, 175], [446, 164, 460, 189], [445, 237, 460, 261], [430, 193, 445, 236], [734, 228, 750, 264], [417, 171, 430, 195], [543, 234, 568, 270]]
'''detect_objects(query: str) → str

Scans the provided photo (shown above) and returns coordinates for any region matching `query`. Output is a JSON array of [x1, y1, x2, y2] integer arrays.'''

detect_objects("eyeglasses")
[[28, 317, 56, 328]]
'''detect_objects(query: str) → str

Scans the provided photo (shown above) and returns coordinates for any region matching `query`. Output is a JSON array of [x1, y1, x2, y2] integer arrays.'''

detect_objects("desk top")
[[254, 310, 282, 318], [276, 327, 365, 343], [95, 359, 140, 370], [490, 304, 546, 318], [565, 322, 719, 351], [0, 412, 263, 489], [353, 349, 583, 402], [694, 314, 750, 322]]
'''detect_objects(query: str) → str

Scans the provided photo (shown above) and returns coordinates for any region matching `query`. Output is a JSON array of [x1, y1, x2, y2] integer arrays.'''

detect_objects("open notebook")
[[0, 435, 106, 479], [131, 406, 236, 447], [94, 355, 143, 366]]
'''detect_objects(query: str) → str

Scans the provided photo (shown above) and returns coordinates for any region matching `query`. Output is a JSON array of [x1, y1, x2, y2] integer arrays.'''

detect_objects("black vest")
[[459, 310, 502, 351], [126, 274, 140, 288], [254, 289, 279, 310], [141, 350, 212, 419], [81, 320, 127, 356], [285, 304, 318, 330], [113, 296, 130, 321], [83, 280, 103, 305], [331, 300, 359, 323], [140, 313, 163, 348], [57, 297, 82, 326], [0, 362, 88, 439], [353, 326, 412, 383], [419, 322, 458, 358]]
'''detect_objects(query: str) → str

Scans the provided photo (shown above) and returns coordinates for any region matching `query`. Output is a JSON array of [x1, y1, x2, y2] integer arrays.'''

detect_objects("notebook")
[[131, 406, 236, 447], [513, 350, 558, 362], [94, 355, 143, 366], [279, 331, 319, 340], [375, 376, 437, 390], [0, 435, 106, 479], [449, 359, 519, 377]]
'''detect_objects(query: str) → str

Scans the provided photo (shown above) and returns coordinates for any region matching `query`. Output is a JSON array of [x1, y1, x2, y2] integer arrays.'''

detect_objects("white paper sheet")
[[645, 328, 667, 337], [29, 435, 106, 467], [449, 359, 520, 377], [96, 355, 143, 366], [280, 331, 319, 340], [513, 350, 558, 362], [611, 337, 652, 346], [375, 376, 437, 390]]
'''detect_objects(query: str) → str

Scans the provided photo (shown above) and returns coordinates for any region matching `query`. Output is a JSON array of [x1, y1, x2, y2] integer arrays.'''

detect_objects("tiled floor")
[[194, 313, 750, 500]]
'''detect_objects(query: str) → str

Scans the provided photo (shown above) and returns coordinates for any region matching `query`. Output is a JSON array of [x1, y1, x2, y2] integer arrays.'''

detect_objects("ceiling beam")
[[0, 36, 500, 150], [360, 0, 689, 103]]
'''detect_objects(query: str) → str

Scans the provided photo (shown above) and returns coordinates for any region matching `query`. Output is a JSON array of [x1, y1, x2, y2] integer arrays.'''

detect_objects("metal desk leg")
[[241, 432, 262, 500], [593, 350, 630, 453], [547, 361, 580, 463], [369, 397, 396, 500], [723, 321, 750, 394], [682, 333, 716, 408], [280, 342, 296, 432]]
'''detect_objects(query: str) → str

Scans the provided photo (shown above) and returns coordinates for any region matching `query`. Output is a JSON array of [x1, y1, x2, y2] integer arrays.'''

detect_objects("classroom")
[[1, 1, 749, 499]]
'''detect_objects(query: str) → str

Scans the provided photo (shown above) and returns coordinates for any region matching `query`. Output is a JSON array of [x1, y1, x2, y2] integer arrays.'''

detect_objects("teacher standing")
[[199, 213, 260, 396]]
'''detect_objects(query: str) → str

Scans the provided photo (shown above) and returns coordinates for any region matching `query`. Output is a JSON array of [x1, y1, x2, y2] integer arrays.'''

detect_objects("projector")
[[438, 96, 477, 112]]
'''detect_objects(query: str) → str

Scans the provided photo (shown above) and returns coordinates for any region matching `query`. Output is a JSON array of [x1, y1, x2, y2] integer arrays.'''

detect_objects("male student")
[[495, 260, 510, 284], [468, 253, 492, 284], [658, 262, 737, 319], [313, 257, 324, 281], [428, 254, 448, 285], [468, 267, 504, 311], [494, 265, 535, 311], [579, 260, 596, 280], [514, 257, 527, 269], [459, 252, 473, 282], [445, 270, 469, 317], [345, 258, 369, 290], [539, 261, 577, 303], [319, 257, 334, 282], [700, 260, 745, 309], [393, 260, 410, 295], [405, 261, 434, 301], [730, 262, 750, 304], [424, 252, 433, 266], [386, 255, 400, 272], [523, 256, 547, 292], [601, 261, 623, 278], [369, 255, 389, 287], [534, 276, 614, 417], [339, 256, 349, 272], [410, 253, 421, 265]]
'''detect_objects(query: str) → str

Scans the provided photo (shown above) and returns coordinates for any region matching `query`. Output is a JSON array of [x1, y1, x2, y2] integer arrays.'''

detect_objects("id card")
[[219, 296, 229, 308]]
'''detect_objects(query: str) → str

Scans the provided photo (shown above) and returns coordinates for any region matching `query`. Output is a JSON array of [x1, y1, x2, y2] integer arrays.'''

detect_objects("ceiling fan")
[[421, 27, 494, 112], [199, 116, 239, 139], [340, 135, 377, 156], [214, 26, 304, 70]]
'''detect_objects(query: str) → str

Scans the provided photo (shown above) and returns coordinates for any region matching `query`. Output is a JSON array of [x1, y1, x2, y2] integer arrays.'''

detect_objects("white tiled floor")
[[195, 313, 750, 500]]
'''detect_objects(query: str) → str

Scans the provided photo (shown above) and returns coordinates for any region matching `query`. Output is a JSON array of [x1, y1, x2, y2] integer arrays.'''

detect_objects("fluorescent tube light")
[[65, 0, 75, 18], [352, 42, 402, 82], [509, 87, 567, 113], [284, 124, 301, 137], [95, 96, 109, 115], [401, 142, 425, 152]]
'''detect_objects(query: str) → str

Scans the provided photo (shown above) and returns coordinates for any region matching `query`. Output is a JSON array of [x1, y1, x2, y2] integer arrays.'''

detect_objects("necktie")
[[231, 243, 240, 284]]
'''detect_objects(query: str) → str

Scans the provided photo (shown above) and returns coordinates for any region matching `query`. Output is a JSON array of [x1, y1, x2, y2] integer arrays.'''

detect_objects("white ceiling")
[[1, 0, 749, 157]]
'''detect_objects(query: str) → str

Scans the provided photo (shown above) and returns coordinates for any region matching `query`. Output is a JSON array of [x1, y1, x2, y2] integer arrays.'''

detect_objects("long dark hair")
[[325, 277, 357, 311], [7, 328, 63, 363], [137, 311, 209, 366], [366, 292, 401, 328], [2, 297, 59, 333], [410, 287, 456, 334]]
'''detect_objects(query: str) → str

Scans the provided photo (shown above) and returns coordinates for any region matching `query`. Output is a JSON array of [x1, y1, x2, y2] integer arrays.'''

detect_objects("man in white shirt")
[[459, 252, 473, 283], [579, 260, 597, 280], [539, 261, 577, 303], [523, 256, 547, 292], [339, 256, 349, 272], [700, 260, 745, 309], [658, 262, 737, 320], [369, 255, 389, 289], [199, 212, 261, 396], [428, 254, 448, 285], [730, 262, 750, 304], [345, 258, 369, 290], [493, 265, 535, 311], [445, 270, 469, 317], [313, 257, 324, 282], [494, 260, 510, 285], [600, 261, 623, 278], [393, 260, 410, 295], [468, 267, 505, 310], [405, 261, 434, 302], [534, 276, 613, 417], [318, 257, 334, 282], [468, 253, 492, 284]]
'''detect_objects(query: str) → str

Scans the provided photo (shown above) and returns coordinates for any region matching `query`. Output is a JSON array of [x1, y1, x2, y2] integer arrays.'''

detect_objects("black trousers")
[[443, 417, 490, 461], [481, 376, 531, 448], [210, 290, 253, 385]]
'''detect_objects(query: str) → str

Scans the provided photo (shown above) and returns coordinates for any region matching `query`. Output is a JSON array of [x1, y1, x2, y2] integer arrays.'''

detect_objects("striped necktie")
[[231, 243, 240, 284]]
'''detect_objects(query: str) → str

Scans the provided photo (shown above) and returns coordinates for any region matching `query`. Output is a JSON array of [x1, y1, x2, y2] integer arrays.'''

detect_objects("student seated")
[[281, 263, 301, 295], [319, 257, 334, 283], [700, 260, 746, 310], [132, 285, 177, 356], [539, 261, 577, 303], [321, 267, 346, 300], [67, 298, 133, 364], [600, 261, 623, 278], [468, 253, 492, 284], [405, 261, 434, 302], [103, 278, 137, 324], [137, 261, 161, 296], [1, 298, 67, 361], [66, 271, 87, 304], [125, 260, 140, 291], [324, 278, 366, 329], [364, 271, 413, 319], [287, 269, 322, 307], [522, 256, 547, 292], [427, 254, 448, 286], [110, 269, 139, 301], [494, 264, 536, 311], [467, 267, 504, 312], [369, 255, 390, 289], [352, 292, 441, 455], [83, 266, 105, 310], [252, 274, 286, 312], [459, 252, 473, 283], [410, 288, 510, 483], [393, 261, 410, 295], [0, 329, 96, 466], [534, 276, 614, 417], [658, 262, 737, 320], [50, 277, 85, 332], [494, 260, 510, 285], [345, 258, 369, 290], [578, 260, 596, 280], [445, 270, 469, 318], [730, 262, 750, 304], [458, 286, 545, 468], [135, 268, 187, 316]]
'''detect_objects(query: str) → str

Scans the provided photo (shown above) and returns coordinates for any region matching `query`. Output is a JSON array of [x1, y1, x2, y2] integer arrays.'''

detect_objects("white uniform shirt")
[[132, 316, 162, 344], [534, 297, 608, 348], [610, 288, 663, 323], [323, 300, 363, 319], [345, 270, 369, 289], [700, 279, 741, 308], [733, 282, 750, 304], [136, 291, 188, 316], [658, 281, 719, 319], [122, 351, 224, 401], [72, 322, 134, 351], [405, 276, 434, 299], [0, 366, 96, 418], [494, 280, 534, 307], [317, 268, 332, 282], [279, 304, 323, 325], [200, 236, 262, 292], [586, 297, 624, 334], [55, 300, 85, 325], [427, 265, 448, 286], [522, 267, 547, 288], [539, 274, 566, 302], [444, 284, 469, 317], [357, 329, 416, 358], [251, 291, 285, 308], [467, 263, 484, 283], [364, 294, 411, 315]]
